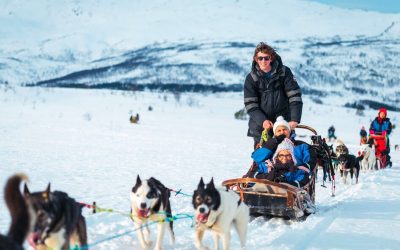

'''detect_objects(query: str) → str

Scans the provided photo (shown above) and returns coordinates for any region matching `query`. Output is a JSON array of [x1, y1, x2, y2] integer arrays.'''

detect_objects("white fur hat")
[[273, 116, 290, 134], [273, 138, 297, 164]]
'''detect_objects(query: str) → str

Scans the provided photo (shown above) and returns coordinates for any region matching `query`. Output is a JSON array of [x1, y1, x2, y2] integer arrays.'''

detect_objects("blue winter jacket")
[[284, 169, 306, 182], [370, 117, 392, 135], [252, 142, 311, 173]]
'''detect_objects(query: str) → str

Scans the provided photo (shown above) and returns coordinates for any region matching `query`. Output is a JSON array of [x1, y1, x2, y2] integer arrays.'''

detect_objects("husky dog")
[[0, 174, 30, 250], [335, 140, 349, 159], [326, 144, 339, 172], [192, 178, 249, 250], [130, 175, 175, 250], [338, 154, 361, 184], [24, 183, 87, 250], [359, 143, 376, 171]]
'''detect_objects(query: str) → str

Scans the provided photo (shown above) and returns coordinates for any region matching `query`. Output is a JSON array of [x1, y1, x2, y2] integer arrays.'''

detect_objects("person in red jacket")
[[369, 108, 393, 167]]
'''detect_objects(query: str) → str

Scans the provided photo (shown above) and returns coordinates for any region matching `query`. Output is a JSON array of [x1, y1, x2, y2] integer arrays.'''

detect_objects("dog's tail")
[[4, 173, 30, 246], [77, 215, 88, 248]]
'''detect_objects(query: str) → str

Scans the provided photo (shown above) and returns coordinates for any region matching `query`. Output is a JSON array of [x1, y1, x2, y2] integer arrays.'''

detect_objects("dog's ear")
[[207, 177, 215, 190], [132, 175, 142, 193], [197, 177, 205, 190], [43, 183, 51, 200], [24, 183, 30, 196]]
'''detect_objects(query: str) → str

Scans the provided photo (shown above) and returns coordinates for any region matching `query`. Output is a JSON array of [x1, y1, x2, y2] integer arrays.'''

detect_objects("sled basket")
[[222, 125, 330, 219], [222, 177, 314, 219]]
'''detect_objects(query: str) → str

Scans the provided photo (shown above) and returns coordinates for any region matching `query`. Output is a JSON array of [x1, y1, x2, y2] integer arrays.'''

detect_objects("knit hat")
[[378, 108, 387, 117], [273, 116, 291, 134], [273, 138, 297, 164]]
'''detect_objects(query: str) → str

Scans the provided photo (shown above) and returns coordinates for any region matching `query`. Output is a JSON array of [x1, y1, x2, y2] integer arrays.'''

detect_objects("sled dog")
[[338, 154, 361, 184], [130, 175, 175, 250], [335, 140, 349, 158], [0, 174, 30, 250], [24, 183, 87, 250], [359, 143, 376, 171], [192, 177, 249, 250]]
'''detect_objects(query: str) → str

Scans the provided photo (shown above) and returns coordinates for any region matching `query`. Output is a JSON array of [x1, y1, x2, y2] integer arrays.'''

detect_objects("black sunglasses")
[[257, 56, 271, 61]]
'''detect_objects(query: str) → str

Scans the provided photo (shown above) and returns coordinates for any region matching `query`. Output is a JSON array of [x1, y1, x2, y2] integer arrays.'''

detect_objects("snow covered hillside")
[[1, 0, 400, 107], [0, 86, 399, 249]]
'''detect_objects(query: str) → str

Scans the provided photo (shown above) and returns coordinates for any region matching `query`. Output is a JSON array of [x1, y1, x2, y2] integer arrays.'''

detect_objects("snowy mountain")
[[1, 0, 400, 108]]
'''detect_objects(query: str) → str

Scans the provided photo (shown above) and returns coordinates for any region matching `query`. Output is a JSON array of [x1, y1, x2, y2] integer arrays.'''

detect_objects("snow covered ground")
[[0, 86, 399, 249]]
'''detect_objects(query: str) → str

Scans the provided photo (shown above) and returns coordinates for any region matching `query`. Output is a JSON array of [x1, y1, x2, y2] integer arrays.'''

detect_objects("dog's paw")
[[146, 240, 154, 249], [198, 247, 210, 250], [142, 245, 151, 250], [140, 241, 153, 250]]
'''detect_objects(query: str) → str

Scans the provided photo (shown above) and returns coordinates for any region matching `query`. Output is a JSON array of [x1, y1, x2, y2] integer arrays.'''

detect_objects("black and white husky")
[[338, 154, 361, 184], [192, 178, 249, 250], [130, 175, 175, 250], [23, 183, 88, 250], [0, 174, 30, 250]]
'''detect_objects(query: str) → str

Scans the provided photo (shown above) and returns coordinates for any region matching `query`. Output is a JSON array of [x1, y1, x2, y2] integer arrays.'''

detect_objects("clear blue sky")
[[307, 0, 400, 13]]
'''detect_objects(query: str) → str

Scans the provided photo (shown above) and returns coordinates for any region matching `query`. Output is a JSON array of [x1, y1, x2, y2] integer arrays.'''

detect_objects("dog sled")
[[369, 132, 387, 169], [222, 125, 335, 220]]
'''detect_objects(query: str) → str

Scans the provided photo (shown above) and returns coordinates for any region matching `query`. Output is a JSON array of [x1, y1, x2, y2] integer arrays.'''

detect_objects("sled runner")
[[222, 125, 334, 220]]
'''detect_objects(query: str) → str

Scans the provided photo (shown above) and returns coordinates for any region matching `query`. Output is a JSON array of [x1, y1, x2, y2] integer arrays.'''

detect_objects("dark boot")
[[243, 161, 258, 178]]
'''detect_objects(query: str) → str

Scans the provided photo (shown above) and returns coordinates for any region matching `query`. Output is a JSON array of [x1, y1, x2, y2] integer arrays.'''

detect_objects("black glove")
[[275, 134, 286, 143], [261, 137, 279, 151], [286, 162, 297, 173], [261, 134, 287, 151], [274, 162, 286, 172]]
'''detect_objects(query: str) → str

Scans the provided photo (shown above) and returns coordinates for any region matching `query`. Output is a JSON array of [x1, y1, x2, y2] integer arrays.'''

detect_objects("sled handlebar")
[[296, 124, 318, 135]]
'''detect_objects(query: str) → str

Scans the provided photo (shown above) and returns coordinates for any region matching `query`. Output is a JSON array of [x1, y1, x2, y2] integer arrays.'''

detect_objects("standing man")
[[370, 108, 393, 166], [244, 42, 303, 148]]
